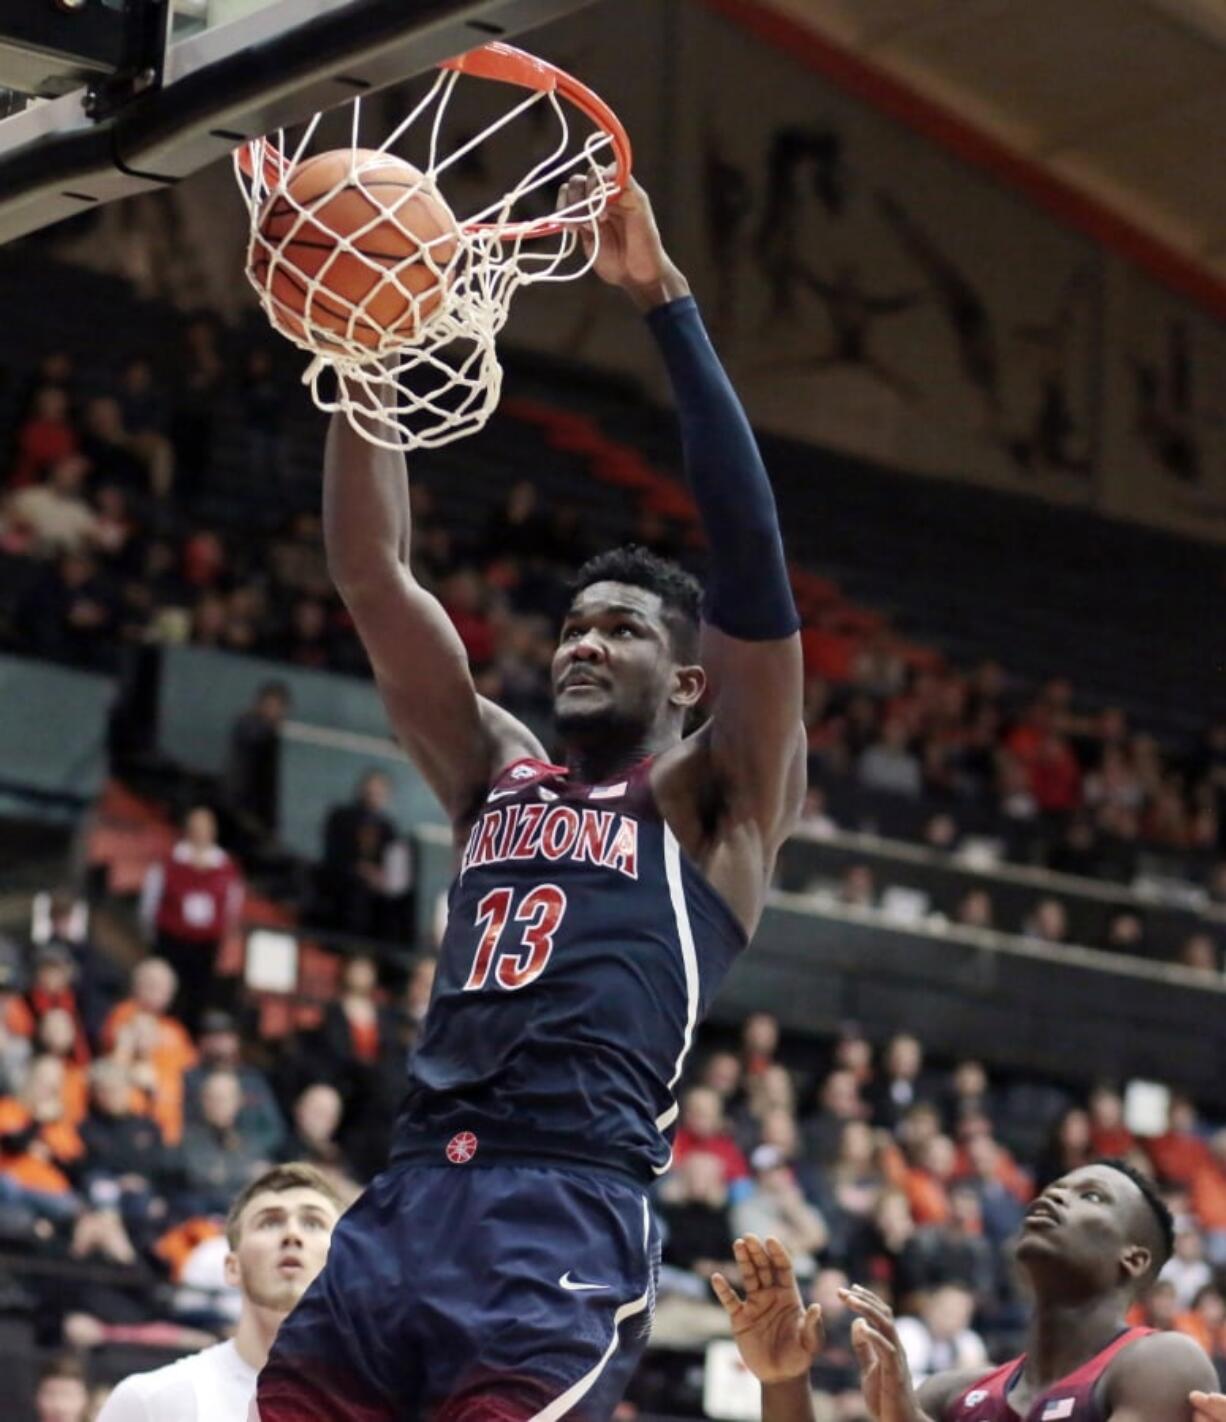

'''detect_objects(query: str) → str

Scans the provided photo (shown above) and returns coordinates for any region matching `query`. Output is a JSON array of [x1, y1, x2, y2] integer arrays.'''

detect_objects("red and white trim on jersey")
[[527, 1197, 654, 1422], [652, 826, 702, 1174]]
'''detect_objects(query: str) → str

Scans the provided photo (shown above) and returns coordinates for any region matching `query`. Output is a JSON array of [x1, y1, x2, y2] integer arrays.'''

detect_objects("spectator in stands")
[[1088, 1084, 1136, 1157], [482, 479, 552, 563], [807, 1266, 865, 1407], [1101, 910, 1147, 957], [36, 887, 124, 1047], [1190, 1130, 1226, 1264], [730, 1143, 828, 1280], [741, 1011, 779, 1078], [179, 1069, 265, 1216], [1175, 1283, 1226, 1363], [9, 386, 79, 489], [941, 1058, 995, 1132], [281, 1083, 357, 1200], [21, 549, 119, 671], [895, 1282, 989, 1381], [225, 680, 292, 848], [78, 1058, 167, 1245], [78, 396, 152, 496], [1034, 1104, 1093, 1191], [831, 1023, 875, 1091], [826, 1119, 889, 1246], [102, 958, 197, 1146], [904, 1133, 956, 1228], [170, 316, 225, 504], [36, 1010, 89, 1122], [0, 1053, 83, 1227], [804, 1068, 867, 1168], [33, 1351, 90, 1422], [140, 807, 243, 1034], [319, 772, 410, 941], [241, 347, 287, 482], [656, 1150, 736, 1282], [997, 752, 1038, 821], [1163, 1223, 1213, 1308], [1047, 815, 1106, 879], [116, 356, 175, 497], [795, 785, 838, 840], [1028, 730, 1083, 814], [183, 1010, 285, 1161], [858, 718, 923, 798], [963, 1132, 1027, 1246], [1022, 896, 1068, 944], [0, 962, 33, 1094], [954, 888, 995, 930], [735, 1063, 797, 1149], [3, 454, 99, 557], [1179, 932, 1220, 973], [698, 1050, 743, 1109], [672, 1086, 749, 1188], [869, 1033, 933, 1130], [838, 863, 877, 910], [1149, 1094, 1213, 1187], [25, 943, 89, 1067]]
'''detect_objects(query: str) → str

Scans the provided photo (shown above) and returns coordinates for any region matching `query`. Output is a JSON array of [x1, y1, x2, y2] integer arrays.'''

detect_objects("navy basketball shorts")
[[254, 1161, 660, 1422]]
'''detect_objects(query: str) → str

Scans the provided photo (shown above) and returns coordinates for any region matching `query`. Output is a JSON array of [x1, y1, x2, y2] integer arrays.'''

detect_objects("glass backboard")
[[0, 0, 594, 245]]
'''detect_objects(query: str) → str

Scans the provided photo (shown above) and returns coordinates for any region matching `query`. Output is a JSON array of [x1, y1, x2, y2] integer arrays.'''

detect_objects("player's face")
[[1015, 1166, 1151, 1291], [225, 1187, 339, 1315], [553, 583, 682, 739]]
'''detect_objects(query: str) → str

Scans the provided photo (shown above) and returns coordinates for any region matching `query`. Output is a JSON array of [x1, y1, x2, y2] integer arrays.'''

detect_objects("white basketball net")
[[233, 60, 621, 450]]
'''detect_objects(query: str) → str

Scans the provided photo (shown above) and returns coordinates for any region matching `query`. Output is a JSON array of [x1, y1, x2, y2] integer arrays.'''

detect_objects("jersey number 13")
[[463, 884, 568, 992]]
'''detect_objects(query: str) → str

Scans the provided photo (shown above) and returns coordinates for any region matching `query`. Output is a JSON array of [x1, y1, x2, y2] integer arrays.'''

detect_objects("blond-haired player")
[[97, 1164, 343, 1422]]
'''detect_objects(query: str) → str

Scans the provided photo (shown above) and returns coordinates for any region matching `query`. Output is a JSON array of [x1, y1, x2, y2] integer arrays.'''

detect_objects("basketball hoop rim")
[[235, 41, 632, 242]]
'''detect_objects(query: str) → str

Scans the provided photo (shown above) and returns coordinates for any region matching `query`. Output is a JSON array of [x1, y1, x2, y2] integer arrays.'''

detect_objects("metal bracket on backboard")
[[0, 0, 598, 245], [82, 0, 171, 122]]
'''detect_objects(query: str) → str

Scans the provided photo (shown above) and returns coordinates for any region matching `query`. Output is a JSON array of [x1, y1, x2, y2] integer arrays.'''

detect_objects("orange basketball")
[[252, 148, 460, 351]]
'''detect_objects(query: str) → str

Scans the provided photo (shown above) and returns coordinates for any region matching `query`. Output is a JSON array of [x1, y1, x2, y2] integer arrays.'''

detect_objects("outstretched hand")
[[1191, 1393, 1226, 1422], [842, 1285, 927, 1422], [556, 172, 690, 310], [712, 1235, 824, 1385]]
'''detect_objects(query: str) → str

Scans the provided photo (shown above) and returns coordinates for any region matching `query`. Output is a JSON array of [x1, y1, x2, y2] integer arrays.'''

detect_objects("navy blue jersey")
[[391, 757, 747, 1183]]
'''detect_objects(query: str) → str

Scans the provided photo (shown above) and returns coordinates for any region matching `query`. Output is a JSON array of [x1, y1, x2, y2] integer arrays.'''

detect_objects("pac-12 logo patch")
[[511, 765, 536, 780], [964, 1393, 988, 1409], [446, 1131, 479, 1164]]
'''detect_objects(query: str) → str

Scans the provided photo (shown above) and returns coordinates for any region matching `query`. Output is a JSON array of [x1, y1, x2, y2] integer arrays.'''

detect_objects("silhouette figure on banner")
[[1007, 264, 1099, 478], [1131, 320, 1201, 483]]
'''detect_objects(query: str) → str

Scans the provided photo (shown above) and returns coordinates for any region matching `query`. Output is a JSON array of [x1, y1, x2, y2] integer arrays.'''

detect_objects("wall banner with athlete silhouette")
[[110, 0, 1226, 542], [435, 0, 1226, 545]]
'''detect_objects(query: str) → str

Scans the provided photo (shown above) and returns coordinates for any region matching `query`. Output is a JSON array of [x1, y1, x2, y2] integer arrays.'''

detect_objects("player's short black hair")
[[1095, 1157, 1175, 1274], [570, 545, 702, 662]]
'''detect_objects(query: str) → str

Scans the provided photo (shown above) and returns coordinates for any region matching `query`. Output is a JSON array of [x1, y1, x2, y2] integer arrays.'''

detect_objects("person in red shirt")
[[139, 806, 243, 1033], [671, 1084, 750, 1187], [1088, 1085, 1137, 1159], [9, 385, 78, 488], [1149, 1095, 1214, 1188]]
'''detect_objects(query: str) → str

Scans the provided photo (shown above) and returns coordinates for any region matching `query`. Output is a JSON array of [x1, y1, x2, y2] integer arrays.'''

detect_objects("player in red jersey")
[[718, 1161, 1222, 1422], [844, 1159, 1215, 1422]]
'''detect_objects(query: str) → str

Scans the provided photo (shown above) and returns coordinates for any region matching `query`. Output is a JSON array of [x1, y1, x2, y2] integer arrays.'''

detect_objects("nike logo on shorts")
[[558, 1271, 611, 1292]]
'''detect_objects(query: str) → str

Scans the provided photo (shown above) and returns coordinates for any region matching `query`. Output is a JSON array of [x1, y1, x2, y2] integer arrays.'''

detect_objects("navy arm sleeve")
[[646, 296, 800, 642]]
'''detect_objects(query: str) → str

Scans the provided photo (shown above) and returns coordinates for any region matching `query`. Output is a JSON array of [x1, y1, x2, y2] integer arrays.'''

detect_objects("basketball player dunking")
[[715, 1161, 1219, 1422], [255, 175, 805, 1420]]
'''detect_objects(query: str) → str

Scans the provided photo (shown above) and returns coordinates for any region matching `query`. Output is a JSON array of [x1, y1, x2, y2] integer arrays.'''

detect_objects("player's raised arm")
[[323, 405, 544, 827], [712, 1235, 823, 1422], [574, 176, 806, 845]]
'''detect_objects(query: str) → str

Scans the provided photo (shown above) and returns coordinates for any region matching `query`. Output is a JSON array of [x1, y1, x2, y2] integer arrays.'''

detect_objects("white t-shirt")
[[97, 1340, 259, 1422]]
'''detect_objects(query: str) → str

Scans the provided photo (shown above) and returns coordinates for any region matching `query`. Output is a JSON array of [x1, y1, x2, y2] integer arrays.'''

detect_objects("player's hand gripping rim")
[[841, 1283, 931, 1422], [711, 1234, 824, 1385]]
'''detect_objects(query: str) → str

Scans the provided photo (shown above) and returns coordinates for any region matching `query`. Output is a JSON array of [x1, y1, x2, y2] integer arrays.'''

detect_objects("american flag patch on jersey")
[[1042, 1399, 1075, 1420]]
